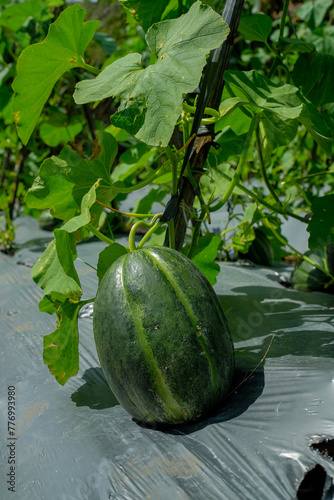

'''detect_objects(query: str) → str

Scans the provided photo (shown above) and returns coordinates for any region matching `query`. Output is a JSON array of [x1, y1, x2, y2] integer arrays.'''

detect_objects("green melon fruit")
[[291, 249, 333, 293], [93, 246, 235, 426]]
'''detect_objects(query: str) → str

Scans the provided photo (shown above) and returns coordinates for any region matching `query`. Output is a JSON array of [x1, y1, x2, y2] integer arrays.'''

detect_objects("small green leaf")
[[43, 300, 84, 385], [97, 243, 129, 282], [74, 1, 229, 146], [191, 234, 221, 285], [238, 13, 272, 42], [31, 230, 81, 304], [152, 172, 172, 184], [12, 4, 99, 144], [307, 195, 334, 250]]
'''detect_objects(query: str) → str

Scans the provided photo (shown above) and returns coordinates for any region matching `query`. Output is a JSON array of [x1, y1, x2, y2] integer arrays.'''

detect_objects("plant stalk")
[[220, 172, 309, 224], [129, 213, 163, 251], [279, 0, 290, 38], [187, 208, 206, 259], [255, 124, 282, 206], [86, 223, 114, 245], [210, 113, 259, 213], [8, 145, 29, 221], [114, 163, 166, 195]]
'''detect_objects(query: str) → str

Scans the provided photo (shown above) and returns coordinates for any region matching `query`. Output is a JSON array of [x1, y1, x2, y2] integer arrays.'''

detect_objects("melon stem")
[[128, 213, 163, 252]]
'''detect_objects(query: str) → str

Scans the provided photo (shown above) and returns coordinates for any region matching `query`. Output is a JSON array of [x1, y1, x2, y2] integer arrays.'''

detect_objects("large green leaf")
[[12, 5, 99, 144], [26, 131, 118, 220], [190, 234, 221, 285], [260, 112, 298, 148], [119, 0, 196, 32], [31, 230, 81, 305], [74, 1, 229, 147], [25, 155, 78, 220], [221, 70, 333, 157], [43, 300, 83, 385], [61, 183, 98, 233], [307, 194, 334, 250], [59, 132, 118, 208]]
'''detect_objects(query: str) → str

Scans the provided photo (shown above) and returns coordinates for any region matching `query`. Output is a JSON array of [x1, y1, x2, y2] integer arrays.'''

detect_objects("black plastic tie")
[[160, 195, 179, 222]]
